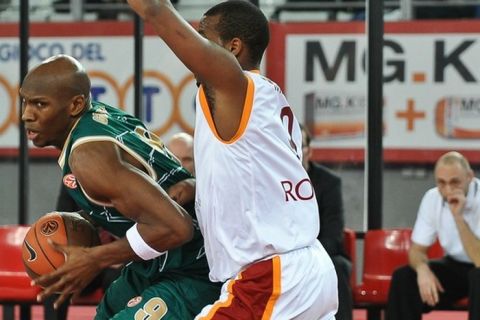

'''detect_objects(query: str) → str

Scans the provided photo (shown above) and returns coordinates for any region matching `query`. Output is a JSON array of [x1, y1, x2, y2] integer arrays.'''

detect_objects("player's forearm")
[[454, 216, 480, 266], [90, 217, 193, 267], [135, 207, 194, 252], [89, 238, 141, 269]]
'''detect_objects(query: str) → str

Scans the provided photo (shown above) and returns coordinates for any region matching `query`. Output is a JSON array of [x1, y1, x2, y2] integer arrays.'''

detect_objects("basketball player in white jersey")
[[127, 1, 338, 319]]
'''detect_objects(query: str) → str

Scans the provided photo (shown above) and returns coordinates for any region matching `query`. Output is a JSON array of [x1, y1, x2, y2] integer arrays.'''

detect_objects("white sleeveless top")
[[412, 178, 480, 263], [194, 71, 320, 282]]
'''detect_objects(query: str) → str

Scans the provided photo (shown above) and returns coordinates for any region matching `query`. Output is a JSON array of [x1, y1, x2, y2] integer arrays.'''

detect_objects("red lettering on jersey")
[[281, 180, 297, 201], [63, 174, 77, 189], [295, 178, 314, 200], [281, 179, 314, 201]]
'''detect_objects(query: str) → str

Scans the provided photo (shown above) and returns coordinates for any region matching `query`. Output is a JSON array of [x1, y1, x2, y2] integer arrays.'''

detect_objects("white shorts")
[[195, 240, 338, 320]]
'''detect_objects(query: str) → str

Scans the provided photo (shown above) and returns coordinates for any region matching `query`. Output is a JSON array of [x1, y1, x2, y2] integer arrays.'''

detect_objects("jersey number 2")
[[280, 106, 299, 157]]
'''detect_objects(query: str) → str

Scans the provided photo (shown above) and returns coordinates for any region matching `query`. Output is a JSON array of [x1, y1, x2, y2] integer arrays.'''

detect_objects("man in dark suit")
[[301, 124, 353, 320]]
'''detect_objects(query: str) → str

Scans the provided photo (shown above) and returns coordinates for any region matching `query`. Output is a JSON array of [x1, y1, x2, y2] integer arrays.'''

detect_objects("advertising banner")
[[0, 22, 196, 157], [268, 21, 480, 163], [1, 21, 480, 163]]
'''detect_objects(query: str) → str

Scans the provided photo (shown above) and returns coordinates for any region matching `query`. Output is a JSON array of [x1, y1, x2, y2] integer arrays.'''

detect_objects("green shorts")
[[95, 264, 221, 320]]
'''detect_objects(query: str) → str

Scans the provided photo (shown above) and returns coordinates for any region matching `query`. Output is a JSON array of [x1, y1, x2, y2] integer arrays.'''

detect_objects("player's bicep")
[[69, 141, 126, 205]]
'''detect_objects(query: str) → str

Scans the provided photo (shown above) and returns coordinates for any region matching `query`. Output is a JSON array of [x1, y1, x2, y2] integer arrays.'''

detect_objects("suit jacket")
[[308, 161, 347, 258]]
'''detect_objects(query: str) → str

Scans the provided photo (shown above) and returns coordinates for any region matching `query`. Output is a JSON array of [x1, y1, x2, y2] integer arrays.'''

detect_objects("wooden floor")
[[0, 306, 469, 320], [353, 309, 468, 320]]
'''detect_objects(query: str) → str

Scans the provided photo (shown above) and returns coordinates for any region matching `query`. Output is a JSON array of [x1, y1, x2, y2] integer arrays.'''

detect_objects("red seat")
[[0, 224, 104, 320], [0, 225, 40, 320], [354, 228, 469, 310], [0, 225, 40, 302], [354, 228, 412, 306], [343, 228, 357, 288]]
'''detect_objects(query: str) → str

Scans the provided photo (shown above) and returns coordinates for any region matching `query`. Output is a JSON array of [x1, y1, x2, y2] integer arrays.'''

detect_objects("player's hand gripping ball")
[[22, 211, 100, 283]]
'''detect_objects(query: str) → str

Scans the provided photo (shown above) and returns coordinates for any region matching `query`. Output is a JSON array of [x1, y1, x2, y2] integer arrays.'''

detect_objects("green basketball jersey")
[[58, 101, 207, 276]]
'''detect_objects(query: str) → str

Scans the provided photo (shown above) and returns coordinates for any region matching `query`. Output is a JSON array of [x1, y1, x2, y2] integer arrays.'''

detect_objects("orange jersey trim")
[[199, 74, 255, 144], [261, 256, 282, 320], [197, 275, 241, 320], [198, 257, 281, 320]]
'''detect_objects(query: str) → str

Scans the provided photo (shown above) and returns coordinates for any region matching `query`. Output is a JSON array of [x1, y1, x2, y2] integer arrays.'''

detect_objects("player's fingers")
[[37, 284, 63, 302], [32, 274, 54, 288], [36, 271, 72, 301], [31, 266, 66, 288], [70, 290, 82, 305], [48, 238, 70, 252], [53, 292, 72, 310], [36, 283, 59, 303]]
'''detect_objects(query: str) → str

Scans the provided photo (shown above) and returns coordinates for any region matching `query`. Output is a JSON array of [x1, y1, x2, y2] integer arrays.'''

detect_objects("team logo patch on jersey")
[[92, 112, 108, 125], [63, 174, 77, 189], [127, 296, 142, 308]]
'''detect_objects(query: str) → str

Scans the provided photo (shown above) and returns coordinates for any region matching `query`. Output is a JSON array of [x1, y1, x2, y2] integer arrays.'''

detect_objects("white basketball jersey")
[[194, 71, 320, 282]]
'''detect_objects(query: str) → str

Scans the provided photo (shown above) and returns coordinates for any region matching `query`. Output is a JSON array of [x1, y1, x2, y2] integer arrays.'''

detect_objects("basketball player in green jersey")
[[20, 54, 220, 319]]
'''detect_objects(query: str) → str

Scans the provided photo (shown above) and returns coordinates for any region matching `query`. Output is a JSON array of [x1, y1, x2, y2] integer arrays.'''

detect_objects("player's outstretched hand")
[[127, 0, 171, 20]]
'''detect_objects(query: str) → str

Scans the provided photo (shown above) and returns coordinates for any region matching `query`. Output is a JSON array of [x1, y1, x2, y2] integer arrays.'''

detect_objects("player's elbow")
[[171, 217, 194, 247]]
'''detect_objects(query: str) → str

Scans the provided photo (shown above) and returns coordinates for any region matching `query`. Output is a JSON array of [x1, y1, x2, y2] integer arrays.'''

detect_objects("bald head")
[[20, 55, 92, 149], [22, 54, 91, 107], [435, 151, 471, 173], [168, 132, 195, 175]]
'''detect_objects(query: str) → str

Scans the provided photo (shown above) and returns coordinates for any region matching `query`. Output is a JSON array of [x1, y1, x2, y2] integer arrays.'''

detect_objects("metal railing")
[[271, 0, 480, 20], [1, 0, 480, 22]]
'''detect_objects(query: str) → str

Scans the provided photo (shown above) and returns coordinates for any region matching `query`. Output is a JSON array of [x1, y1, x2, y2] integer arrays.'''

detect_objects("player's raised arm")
[[127, 0, 246, 99], [127, 0, 249, 140]]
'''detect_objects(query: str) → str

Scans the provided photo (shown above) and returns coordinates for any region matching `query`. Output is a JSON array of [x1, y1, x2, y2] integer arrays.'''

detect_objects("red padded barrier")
[[0, 225, 40, 302]]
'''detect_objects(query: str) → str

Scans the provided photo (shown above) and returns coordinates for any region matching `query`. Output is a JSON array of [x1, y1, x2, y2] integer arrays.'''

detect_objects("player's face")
[[435, 162, 472, 200], [20, 82, 74, 149]]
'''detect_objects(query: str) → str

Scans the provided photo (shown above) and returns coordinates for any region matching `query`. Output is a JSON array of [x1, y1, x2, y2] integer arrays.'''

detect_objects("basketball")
[[22, 211, 100, 282]]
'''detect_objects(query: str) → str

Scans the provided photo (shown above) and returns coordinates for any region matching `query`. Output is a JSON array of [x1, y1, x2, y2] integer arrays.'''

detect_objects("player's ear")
[[467, 169, 475, 182], [70, 94, 87, 117], [229, 37, 243, 57]]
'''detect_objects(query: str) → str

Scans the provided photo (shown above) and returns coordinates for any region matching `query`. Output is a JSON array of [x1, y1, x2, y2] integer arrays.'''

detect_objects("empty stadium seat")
[[354, 228, 412, 306]]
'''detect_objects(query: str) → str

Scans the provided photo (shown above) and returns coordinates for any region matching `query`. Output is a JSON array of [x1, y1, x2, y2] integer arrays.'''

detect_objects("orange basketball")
[[22, 211, 100, 282]]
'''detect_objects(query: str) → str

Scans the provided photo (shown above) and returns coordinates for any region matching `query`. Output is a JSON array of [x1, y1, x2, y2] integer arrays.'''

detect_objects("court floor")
[[0, 306, 469, 319]]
